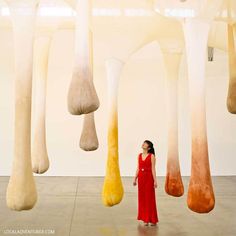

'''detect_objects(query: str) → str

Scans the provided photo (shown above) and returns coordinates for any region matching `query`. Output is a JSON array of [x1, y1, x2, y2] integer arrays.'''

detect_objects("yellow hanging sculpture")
[[5, 0, 39, 211], [102, 58, 124, 206], [227, 23, 236, 113]]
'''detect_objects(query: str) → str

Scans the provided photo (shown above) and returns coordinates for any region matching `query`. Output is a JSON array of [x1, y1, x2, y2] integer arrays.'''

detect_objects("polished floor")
[[0, 176, 235, 236]]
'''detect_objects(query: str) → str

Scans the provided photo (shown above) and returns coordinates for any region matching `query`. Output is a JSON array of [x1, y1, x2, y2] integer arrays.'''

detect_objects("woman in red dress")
[[133, 140, 159, 226]]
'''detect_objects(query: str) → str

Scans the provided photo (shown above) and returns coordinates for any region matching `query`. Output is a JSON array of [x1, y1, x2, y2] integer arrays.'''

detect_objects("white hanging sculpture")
[[31, 1, 59, 172], [66, 0, 99, 151], [160, 42, 184, 197], [67, 0, 100, 115], [79, 112, 99, 151], [79, 21, 99, 151], [102, 58, 124, 206], [31, 34, 52, 174], [5, 0, 39, 210]]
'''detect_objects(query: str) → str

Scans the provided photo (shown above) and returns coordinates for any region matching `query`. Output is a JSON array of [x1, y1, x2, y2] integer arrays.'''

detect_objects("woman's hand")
[[154, 181, 158, 188], [133, 179, 137, 186]]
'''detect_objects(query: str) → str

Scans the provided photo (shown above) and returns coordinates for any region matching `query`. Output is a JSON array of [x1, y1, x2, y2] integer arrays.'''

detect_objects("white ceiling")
[[0, 0, 234, 62]]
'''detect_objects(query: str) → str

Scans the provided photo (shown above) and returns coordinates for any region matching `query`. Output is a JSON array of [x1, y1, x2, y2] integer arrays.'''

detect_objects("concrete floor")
[[0, 176, 235, 236]]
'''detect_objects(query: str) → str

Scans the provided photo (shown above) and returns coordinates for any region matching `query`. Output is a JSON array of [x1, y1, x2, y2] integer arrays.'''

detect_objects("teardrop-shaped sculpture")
[[102, 58, 124, 206], [226, 23, 236, 114], [67, 0, 99, 115], [161, 50, 184, 197]]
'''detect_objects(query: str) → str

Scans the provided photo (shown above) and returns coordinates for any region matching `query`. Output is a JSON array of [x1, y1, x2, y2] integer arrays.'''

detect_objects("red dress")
[[137, 152, 159, 224]]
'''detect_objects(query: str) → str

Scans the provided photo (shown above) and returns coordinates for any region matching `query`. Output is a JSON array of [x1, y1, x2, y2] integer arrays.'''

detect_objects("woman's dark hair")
[[144, 140, 155, 155]]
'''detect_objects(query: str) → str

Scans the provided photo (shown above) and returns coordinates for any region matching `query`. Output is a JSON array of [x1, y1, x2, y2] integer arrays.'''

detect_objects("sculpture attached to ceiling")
[[225, 1, 236, 113], [5, 0, 39, 211], [67, 0, 99, 151], [3, 0, 236, 214], [159, 40, 185, 198]]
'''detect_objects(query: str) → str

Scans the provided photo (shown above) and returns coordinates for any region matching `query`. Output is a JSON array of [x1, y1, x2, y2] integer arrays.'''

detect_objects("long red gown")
[[137, 152, 159, 224]]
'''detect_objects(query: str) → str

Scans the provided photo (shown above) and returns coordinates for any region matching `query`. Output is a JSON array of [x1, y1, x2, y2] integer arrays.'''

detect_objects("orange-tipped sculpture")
[[183, 18, 215, 213], [161, 46, 184, 197]]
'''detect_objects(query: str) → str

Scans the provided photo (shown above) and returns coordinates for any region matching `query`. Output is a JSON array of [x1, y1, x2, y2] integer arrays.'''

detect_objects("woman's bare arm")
[[133, 155, 139, 185], [151, 154, 158, 186]]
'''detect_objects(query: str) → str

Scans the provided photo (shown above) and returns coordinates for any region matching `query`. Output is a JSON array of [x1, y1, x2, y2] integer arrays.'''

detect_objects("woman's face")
[[142, 142, 149, 151]]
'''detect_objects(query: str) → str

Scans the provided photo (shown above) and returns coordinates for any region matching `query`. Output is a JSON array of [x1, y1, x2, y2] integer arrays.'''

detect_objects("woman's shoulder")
[[150, 153, 156, 158]]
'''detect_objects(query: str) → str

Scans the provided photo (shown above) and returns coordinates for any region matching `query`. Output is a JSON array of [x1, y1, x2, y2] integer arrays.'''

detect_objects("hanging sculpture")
[[80, 112, 99, 151], [5, 0, 39, 210], [2, 0, 232, 213], [160, 43, 184, 197], [155, 0, 223, 213], [102, 58, 124, 206], [182, 18, 216, 213], [227, 22, 236, 113], [67, 0, 99, 115], [31, 34, 52, 174], [79, 30, 99, 151], [31, 0, 59, 173]]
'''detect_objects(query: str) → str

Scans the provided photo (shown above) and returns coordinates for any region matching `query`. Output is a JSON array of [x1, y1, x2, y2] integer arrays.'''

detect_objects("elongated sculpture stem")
[[31, 36, 51, 174], [227, 23, 236, 113], [183, 18, 215, 213], [67, 0, 99, 115], [102, 58, 124, 206], [6, 0, 39, 210], [161, 50, 184, 197]]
